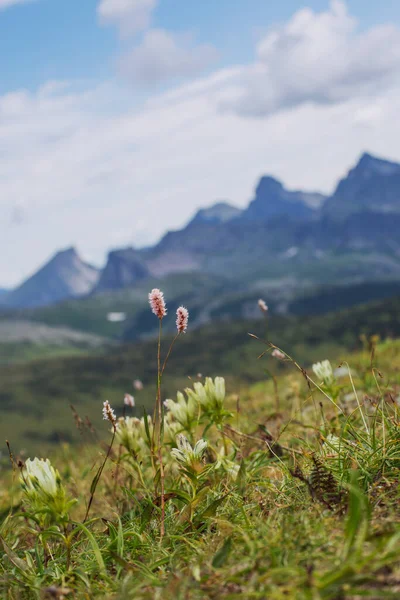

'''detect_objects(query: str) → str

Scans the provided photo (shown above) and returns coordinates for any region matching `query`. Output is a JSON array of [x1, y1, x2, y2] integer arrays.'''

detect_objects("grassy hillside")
[[2, 276, 400, 342], [2, 295, 400, 455], [1, 333, 400, 597]]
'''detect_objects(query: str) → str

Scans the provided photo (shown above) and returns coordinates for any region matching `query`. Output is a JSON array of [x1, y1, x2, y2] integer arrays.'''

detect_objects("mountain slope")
[[95, 248, 149, 292], [243, 176, 325, 221], [323, 152, 400, 219], [2, 248, 100, 308]]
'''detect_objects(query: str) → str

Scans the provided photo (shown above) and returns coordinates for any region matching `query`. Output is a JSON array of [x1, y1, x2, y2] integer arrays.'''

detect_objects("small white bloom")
[[312, 360, 335, 386], [124, 393, 135, 407], [24, 458, 59, 497]]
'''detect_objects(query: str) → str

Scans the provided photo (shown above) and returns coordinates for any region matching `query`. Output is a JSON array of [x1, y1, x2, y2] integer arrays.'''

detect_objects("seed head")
[[176, 306, 189, 333], [124, 393, 135, 408], [258, 298, 268, 314], [102, 400, 117, 427], [148, 288, 167, 319]]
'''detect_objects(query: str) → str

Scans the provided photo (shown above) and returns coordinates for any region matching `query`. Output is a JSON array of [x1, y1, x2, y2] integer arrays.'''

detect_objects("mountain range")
[[2, 152, 400, 313]]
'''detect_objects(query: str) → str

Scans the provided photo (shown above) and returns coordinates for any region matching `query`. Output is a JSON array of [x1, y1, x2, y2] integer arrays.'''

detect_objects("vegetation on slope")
[[1, 334, 400, 598], [2, 294, 400, 454]]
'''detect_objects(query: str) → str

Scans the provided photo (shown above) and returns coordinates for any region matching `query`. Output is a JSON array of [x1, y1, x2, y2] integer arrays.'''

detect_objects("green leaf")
[[74, 523, 106, 573], [212, 536, 232, 569], [0, 535, 29, 573], [90, 464, 103, 496]]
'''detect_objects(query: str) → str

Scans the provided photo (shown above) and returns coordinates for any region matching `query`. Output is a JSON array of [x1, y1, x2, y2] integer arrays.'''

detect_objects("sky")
[[2, 0, 400, 287]]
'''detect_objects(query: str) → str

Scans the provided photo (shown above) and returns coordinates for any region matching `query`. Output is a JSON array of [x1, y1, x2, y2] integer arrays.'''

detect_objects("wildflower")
[[171, 434, 207, 468], [258, 298, 268, 314], [133, 379, 144, 391], [102, 400, 117, 427], [20, 458, 74, 520], [185, 377, 229, 424], [164, 390, 198, 431], [124, 393, 135, 407], [312, 360, 335, 386], [148, 288, 167, 319], [176, 306, 189, 333], [115, 416, 149, 455], [272, 348, 286, 360]]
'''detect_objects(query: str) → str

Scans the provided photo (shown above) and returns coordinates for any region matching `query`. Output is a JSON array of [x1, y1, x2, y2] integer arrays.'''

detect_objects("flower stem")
[[83, 427, 116, 523]]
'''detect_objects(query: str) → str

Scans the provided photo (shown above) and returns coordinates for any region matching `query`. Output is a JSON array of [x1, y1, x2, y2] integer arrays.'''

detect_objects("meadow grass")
[[1, 298, 400, 599]]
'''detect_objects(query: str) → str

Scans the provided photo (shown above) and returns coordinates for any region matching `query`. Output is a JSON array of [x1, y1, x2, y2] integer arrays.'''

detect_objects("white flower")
[[20, 457, 74, 519], [312, 360, 335, 386], [115, 416, 150, 455], [171, 434, 208, 467], [163, 390, 198, 430], [24, 457, 59, 497]]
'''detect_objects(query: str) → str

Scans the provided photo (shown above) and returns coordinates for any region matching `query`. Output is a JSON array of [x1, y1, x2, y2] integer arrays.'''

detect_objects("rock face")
[[242, 176, 326, 221], [94, 248, 149, 292], [190, 202, 243, 225], [4, 151, 400, 308], [323, 152, 400, 219], [2, 248, 99, 308]]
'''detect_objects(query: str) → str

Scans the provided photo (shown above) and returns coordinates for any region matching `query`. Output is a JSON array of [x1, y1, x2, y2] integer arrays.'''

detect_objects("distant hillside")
[[2, 294, 400, 453]]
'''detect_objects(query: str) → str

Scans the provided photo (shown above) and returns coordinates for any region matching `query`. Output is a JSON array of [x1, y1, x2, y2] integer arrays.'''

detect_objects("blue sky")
[[1, 0, 400, 286], [2, 0, 400, 92]]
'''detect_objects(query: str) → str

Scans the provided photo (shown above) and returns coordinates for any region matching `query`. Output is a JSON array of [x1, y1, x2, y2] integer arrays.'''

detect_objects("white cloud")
[[0, 0, 34, 9], [222, 0, 400, 117], [98, 0, 157, 37], [2, 1, 400, 286], [118, 29, 218, 86]]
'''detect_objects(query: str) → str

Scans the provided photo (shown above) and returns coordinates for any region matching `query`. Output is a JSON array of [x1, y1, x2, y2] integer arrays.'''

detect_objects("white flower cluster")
[[115, 415, 181, 456], [163, 391, 198, 431], [312, 360, 335, 387], [171, 434, 208, 468], [185, 377, 226, 413], [20, 458, 73, 519]]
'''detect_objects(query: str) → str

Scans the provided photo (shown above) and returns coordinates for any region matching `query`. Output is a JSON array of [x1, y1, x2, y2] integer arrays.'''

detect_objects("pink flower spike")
[[148, 288, 167, 319], [102, 400, 117, 426], [258, 299, 268, 314], [124, 393, 135, 407], [176, 306, 189, 333], [272, 348, 286, 361]]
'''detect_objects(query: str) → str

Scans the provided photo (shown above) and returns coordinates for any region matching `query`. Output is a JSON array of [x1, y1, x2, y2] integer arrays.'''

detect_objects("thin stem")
[[156, 319, 166, 540], [84, 427, 116, 523], [161, 332, 180, 377]]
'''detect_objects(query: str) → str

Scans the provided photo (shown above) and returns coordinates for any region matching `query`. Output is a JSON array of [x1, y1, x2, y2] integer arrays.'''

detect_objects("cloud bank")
[[2, 1, 400, 286]]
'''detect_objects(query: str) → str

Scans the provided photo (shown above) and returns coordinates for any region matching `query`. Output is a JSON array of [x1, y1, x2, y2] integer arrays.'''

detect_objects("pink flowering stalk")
[[102, 400, 117, 427], [258, 298, 268, 314], [176, 306, 189, 333], [149, 288, 167, 320], [133, 379, 144, 391], [272, 348, 286, 361], [124, 394, 135, 408]]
